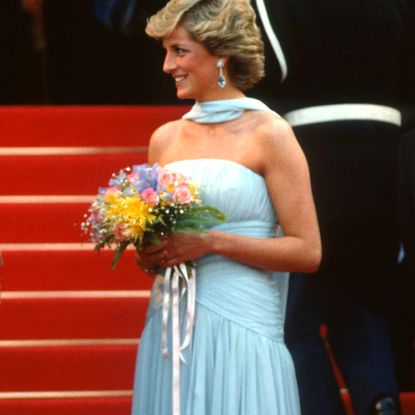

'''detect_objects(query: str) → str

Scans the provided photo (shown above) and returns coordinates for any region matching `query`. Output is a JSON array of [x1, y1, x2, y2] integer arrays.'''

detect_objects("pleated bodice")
[[147, 159, 288, 341]]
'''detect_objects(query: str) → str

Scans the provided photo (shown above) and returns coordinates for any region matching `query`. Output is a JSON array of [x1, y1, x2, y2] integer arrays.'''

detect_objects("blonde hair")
[[146, 0, 265, 91]]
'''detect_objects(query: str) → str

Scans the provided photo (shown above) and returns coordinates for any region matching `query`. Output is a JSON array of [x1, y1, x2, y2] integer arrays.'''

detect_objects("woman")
[[132, 0, 321, 413]]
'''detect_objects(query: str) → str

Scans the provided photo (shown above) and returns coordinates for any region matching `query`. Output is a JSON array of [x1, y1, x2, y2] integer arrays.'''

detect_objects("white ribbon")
[[162, 263, 196, 415]]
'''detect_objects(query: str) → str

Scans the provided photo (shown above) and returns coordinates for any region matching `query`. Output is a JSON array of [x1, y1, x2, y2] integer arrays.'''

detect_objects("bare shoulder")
[[254, 112, 294, 145], [252, 112, 307, 173], [148, 119, 184, 164], [252, 112, 298, 152], [149, 120, 182, 146]]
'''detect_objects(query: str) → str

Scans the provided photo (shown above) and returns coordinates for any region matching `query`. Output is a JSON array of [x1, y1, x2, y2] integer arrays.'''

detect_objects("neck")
[[197, 86, 245, 103]]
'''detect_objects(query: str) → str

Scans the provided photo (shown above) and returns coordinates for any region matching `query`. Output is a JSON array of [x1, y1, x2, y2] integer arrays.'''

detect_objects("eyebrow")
[[162, 41, 188, 49]]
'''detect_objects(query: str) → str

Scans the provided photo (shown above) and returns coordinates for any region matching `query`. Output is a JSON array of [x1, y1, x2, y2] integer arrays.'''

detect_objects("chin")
[[176, 86, 198, 101], [176, 92, 193, 100]]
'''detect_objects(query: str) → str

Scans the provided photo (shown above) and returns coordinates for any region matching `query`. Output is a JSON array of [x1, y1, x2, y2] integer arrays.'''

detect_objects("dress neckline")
[[166, 158, 265, 181]]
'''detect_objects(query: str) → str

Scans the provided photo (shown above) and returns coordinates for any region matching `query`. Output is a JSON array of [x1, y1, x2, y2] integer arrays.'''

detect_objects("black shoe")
[[371, 396, 399, 415]]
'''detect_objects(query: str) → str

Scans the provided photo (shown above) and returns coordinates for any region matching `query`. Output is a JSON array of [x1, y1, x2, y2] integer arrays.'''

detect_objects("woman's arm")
[[224, 118, 321, 272], [139, 117, 321, 273]]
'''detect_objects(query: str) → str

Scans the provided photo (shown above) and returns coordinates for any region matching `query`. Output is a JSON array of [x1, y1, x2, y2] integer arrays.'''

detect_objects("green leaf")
[[175, 205, 227, 229], [171, 204, 227, 235], [146, 233, 161, 245], [202, 205, 227, 223], [94, 234, 113, 251], [111, 241, 129, 270]]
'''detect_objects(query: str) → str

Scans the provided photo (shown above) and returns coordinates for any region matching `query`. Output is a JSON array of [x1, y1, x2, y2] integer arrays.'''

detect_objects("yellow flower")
[[189, 183, 201, 203], [104, 195, 156, 242]]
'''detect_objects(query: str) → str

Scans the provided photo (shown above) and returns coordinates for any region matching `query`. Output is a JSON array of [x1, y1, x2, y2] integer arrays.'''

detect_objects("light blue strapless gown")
[[131, 159, 301, 415]]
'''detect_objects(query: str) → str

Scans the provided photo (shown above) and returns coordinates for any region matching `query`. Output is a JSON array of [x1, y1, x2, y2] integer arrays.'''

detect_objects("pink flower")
[[141, 187, 159, 204], [159, 170, 176, 188], [113, 223, 129, 241], [103, 186, 121, 202], [106, 186, 121, 194], [172, 184, 193, 204], [174, 172, 187, 184], [127, 171, 140, 181]]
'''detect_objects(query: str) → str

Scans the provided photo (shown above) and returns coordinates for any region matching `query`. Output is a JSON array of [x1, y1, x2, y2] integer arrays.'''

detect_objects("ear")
[[216, 56, 229, 68]]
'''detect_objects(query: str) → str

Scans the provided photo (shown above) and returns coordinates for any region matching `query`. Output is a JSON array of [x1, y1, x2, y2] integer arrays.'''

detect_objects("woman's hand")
[[137, 231, 213, 270], [162, 231, 213, 267], [135, 239, 167, 275]]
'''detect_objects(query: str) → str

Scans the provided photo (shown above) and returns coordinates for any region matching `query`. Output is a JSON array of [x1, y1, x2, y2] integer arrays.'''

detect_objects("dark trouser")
[[286, 274, 399, 415], [285, 121, 401, 414]]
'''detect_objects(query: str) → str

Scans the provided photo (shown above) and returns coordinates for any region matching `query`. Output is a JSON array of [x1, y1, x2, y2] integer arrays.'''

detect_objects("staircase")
[[0, 105, 186, 414], [0, 105, 413, 414]]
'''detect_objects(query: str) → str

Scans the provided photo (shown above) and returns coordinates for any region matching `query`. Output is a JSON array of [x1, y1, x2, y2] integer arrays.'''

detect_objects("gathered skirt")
[[131, 256, 301, 415]]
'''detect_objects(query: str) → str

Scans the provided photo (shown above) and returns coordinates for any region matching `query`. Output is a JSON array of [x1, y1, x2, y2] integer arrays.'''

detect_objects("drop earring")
[[217, 59, 226, 88]]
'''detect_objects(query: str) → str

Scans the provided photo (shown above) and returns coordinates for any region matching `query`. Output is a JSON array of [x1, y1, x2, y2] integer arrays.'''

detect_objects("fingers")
[[137, 242, 167, 266], [138, 232, 203, 267], [135, 252, 159, 275], [141, 240, 168, 254], [137, 245, 170, 267], [143, 246, 179, 268]]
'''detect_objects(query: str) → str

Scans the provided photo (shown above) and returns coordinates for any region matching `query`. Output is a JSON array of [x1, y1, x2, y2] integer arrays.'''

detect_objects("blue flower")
[[109, 169, 127, 187]]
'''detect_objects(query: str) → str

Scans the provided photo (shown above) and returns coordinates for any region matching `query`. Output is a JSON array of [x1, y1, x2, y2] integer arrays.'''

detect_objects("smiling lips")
[[174, 75, 187, 87]]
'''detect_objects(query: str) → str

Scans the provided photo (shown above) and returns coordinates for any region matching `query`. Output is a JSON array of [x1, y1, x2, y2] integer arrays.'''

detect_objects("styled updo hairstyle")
[[145, 0, 265, 91]]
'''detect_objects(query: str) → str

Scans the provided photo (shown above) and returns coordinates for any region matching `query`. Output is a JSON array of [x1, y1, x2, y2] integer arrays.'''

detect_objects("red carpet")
[[0, 345, 137, 391], [1, 250, 153, 291], [0, 106, 187, 146], [0, 106, 181, 414], [0, 397, 132, 415], [0, 154, 148, 194], [0, 203, 90, 242], [0, 296, 148, 340], [1, 105, 413, 414]]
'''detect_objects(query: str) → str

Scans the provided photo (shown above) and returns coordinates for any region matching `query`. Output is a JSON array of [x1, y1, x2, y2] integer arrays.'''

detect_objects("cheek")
[[193, 69, 216, 87]]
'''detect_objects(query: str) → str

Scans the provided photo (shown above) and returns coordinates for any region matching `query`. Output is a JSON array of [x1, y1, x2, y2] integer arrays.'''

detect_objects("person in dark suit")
[[392, 128, 415, 392], [40, 0, 179, 105], [250, 1, 415, 414], [0, 0, 43, 104]]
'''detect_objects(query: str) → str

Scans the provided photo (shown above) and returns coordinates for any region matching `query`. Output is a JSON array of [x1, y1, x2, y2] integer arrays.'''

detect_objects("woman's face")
[[162, 25, 221, 101]]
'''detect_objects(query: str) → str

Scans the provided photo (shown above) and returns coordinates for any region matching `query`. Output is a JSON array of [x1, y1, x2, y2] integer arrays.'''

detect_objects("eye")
[[175, 47, 187, 56]]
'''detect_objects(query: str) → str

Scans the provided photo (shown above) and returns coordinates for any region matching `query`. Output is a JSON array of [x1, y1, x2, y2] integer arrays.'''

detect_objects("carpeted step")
[[0, 203, 91, 243], [2, 393, 412, 415], [0, 154, 147, 195], [0, 295, 149, 340], [0, 248, 153, 291], [0, 344, 137, 391], [1, 200, 170, 245], [401, 392, 415, 414], [0, 106, 187, 147], [0, 396, 132, 415]]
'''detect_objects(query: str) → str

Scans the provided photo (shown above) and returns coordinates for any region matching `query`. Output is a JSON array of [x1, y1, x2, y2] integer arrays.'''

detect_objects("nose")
[[163, 51, 176, 74]]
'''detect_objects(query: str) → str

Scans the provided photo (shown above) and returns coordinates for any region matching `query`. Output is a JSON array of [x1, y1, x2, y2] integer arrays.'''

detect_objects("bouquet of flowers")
[[81, 163, 227, 268]]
